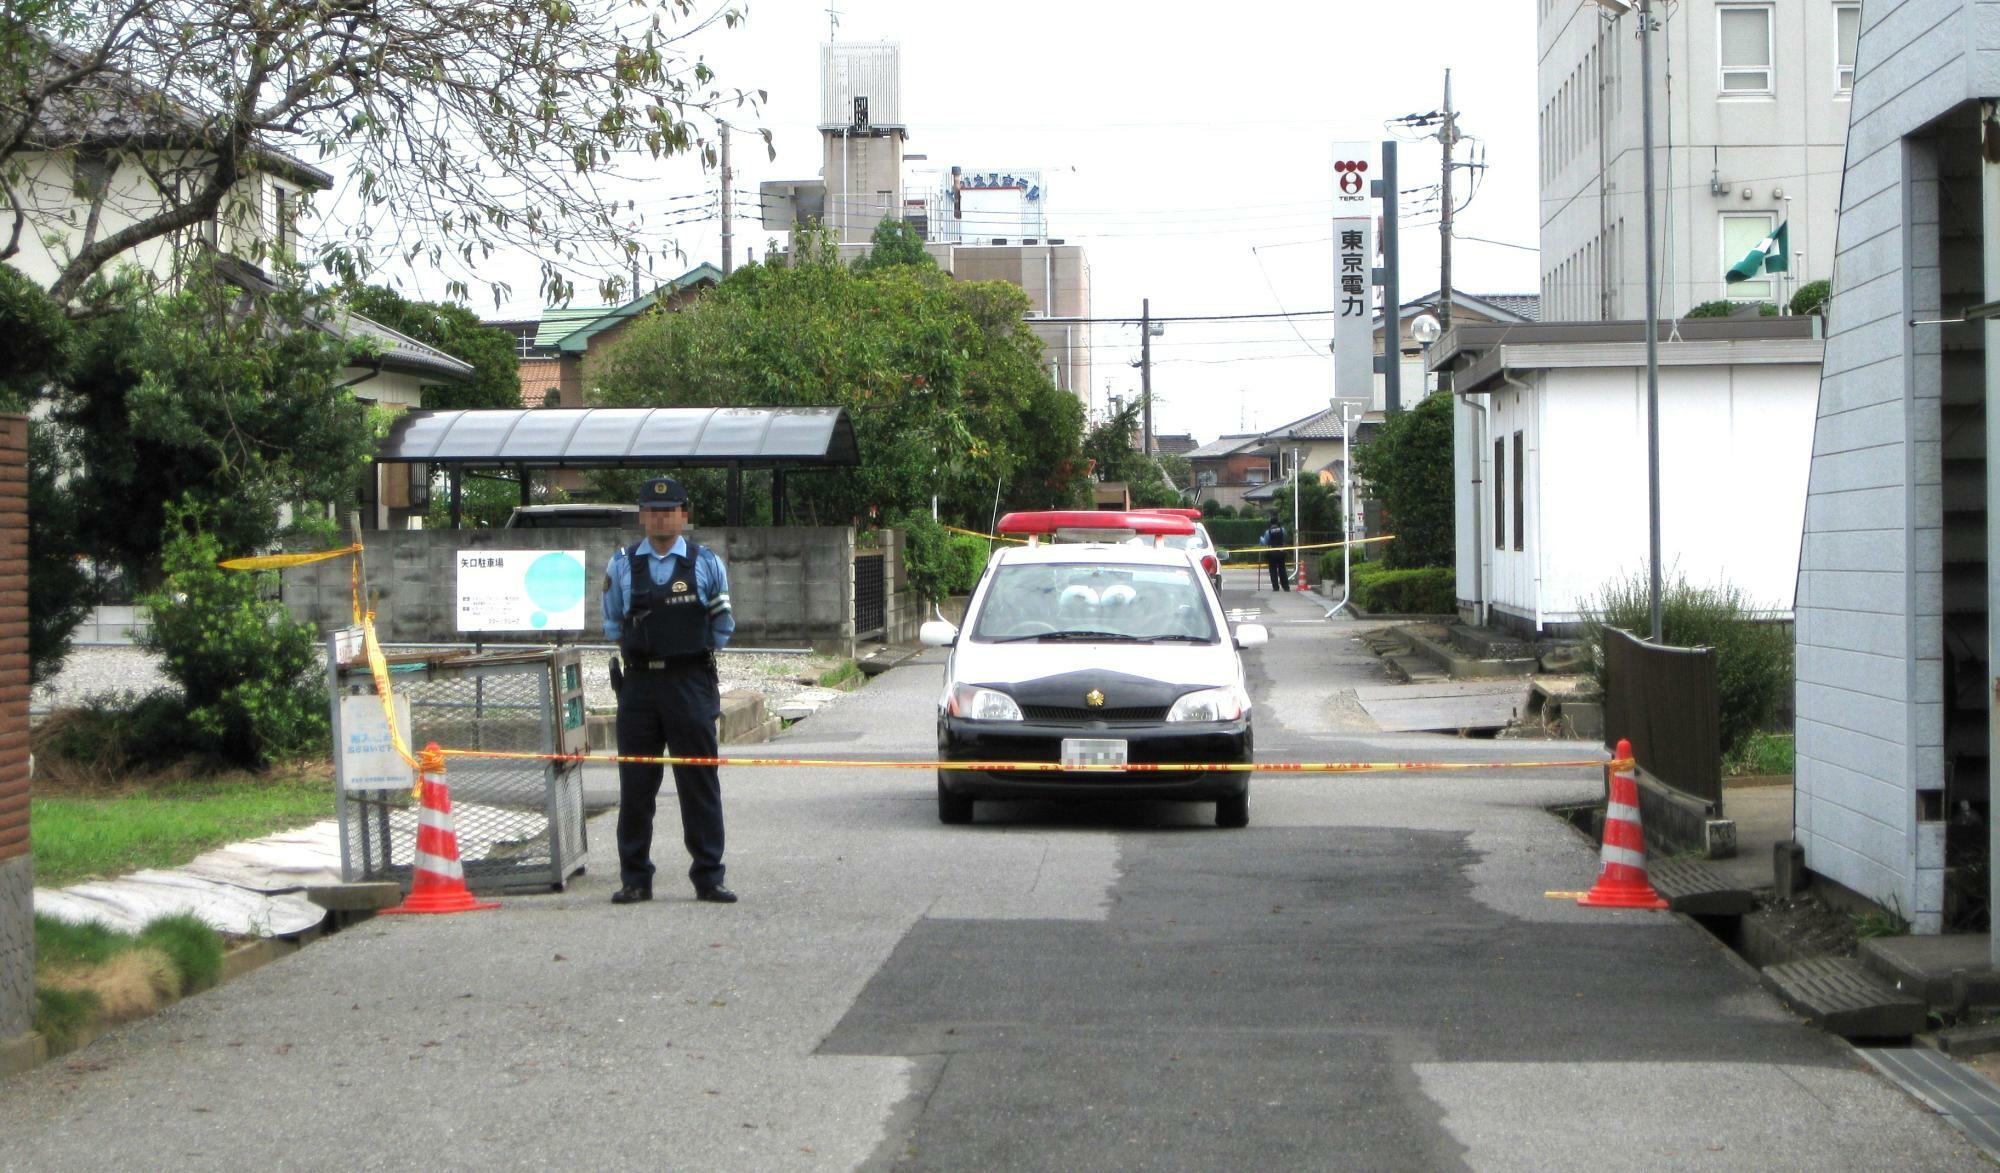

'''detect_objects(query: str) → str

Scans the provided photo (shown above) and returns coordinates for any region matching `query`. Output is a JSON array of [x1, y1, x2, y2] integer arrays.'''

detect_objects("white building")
[[1795, 0, 2000, 938], [1432, 317, 1822, 634], [1537, 0, 1858, 319]]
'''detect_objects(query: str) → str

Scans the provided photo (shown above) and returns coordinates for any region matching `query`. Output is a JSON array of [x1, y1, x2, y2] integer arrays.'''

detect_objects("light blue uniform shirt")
[[601, 535, 735, 649]]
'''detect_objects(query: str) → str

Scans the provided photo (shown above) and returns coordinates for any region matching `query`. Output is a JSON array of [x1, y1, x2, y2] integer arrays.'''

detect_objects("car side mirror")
[[919, 620, 958, 647], [1234, 623, 1269, 649]]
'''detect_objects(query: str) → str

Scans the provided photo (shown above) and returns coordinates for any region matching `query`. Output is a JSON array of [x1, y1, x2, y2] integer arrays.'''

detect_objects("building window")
[[1721, 212, 1777, 300], [274, 186, 292, 253], [1718, 5, 1774, 94], [1511, 432, 1525, 552], [1493, 438, 1506, 550], [1835, 3, 1859, 93], [516, 327, 537, 358]]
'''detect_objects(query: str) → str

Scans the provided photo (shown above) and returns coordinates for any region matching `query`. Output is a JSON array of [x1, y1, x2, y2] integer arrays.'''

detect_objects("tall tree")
[[3, 0, 765, 306], [1082, 395, 1190, 509], [589, 228, 1089, 526], [345, 285, 522, 409], [49, 262, 380, 584], [1351, 389, 1455, 568]]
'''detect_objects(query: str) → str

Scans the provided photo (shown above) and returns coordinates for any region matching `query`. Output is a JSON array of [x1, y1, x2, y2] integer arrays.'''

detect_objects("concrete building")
[[1537, 0, 1856, 319], [1794, 0, 2000, 937], [758, 44, 1093, 411], [1432, 317, 1821, 635]]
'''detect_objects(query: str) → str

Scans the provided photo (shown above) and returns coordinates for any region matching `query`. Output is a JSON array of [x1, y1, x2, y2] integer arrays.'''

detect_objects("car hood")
[[948, 639, 1244, 700]]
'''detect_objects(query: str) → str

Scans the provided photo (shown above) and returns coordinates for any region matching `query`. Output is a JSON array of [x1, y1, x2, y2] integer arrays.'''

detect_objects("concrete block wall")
[[283, 525, 864, 655], [0, 415, 33, 1045]]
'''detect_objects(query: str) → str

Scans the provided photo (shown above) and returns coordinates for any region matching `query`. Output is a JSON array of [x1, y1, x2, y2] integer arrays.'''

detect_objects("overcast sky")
[[361, 0, 1541, 447]]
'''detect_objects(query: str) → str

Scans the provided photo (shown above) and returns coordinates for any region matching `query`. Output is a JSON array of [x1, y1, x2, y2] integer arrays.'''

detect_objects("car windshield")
[[1159, 530, 1211, 552], [970, 562, 1219, 643]]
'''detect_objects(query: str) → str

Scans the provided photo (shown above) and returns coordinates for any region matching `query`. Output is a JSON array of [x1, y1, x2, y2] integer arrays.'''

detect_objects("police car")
[[919, 510, 1270, 828], [1140, 507, 1225, 594]]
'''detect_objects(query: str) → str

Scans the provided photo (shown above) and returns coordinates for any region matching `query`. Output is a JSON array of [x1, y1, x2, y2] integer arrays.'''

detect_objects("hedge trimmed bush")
[[943, 533, 992, 595], [1205, 518, 1270, 549], [1350, 565, 1456, 614]]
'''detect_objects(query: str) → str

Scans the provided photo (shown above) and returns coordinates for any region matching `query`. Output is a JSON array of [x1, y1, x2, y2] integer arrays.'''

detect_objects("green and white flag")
[[1726, 221, 1788, 283]]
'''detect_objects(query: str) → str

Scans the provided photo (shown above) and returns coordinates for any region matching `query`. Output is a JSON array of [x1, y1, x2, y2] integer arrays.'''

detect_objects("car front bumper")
[[938, 715, 1252, 801]]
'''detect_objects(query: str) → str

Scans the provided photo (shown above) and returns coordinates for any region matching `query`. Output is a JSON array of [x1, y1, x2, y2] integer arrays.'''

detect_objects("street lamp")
[[1595, 0, 1662, 641]]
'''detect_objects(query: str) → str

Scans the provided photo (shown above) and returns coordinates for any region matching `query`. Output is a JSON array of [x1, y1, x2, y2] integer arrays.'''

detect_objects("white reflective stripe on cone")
[[418, 806, 453, 831], [1605, 802, 1642, 825], [414, 851, 463, 879], [1599, 845, 1649, 870]]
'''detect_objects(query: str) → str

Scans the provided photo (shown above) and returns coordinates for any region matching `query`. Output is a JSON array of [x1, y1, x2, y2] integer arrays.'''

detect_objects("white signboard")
[[339, 694, 414, 791], [455, 549, 589, 632], [1333, 215, 1376, 405]]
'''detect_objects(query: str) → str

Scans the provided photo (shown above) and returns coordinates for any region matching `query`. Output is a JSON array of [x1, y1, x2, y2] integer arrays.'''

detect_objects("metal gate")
[[333, 645, 588, 892], [854, 552, 886, 640]]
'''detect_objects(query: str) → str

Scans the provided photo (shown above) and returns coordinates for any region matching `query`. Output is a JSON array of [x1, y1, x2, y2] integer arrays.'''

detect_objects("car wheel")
[[937, 772, 974, 825], [1215, 791, 1249, 828]]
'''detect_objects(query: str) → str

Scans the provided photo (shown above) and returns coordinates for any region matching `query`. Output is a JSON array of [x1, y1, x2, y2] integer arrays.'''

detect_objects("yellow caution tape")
[[439, 747, 1632, 774], [217, 543, 363, 570], [1543, 891, 1591, 900], [942, 524, 1024, 544]]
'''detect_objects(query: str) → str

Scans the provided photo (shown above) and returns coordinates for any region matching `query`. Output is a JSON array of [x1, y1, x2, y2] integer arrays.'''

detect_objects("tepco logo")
[[1334, 159, 1368, 196]]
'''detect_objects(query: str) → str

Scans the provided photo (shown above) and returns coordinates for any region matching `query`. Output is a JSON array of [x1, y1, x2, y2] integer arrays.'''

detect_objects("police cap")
[[636, 477, 689, 509]]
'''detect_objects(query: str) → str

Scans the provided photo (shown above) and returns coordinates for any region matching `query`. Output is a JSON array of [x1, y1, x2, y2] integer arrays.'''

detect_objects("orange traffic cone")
[[1577, 740, 1668, 909], [382, 743, 499, 915], [1295, 561, 1309, 592]]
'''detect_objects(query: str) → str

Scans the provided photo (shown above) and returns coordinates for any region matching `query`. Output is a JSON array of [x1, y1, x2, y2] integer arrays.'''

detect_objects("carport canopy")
[[379, 406, 858, 469], [375, 406, 859, 527]]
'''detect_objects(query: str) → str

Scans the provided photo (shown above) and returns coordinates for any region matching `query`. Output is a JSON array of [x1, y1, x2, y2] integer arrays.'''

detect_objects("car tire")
[[937, 772, 974, 825], [1215, 791, 1249, 829]]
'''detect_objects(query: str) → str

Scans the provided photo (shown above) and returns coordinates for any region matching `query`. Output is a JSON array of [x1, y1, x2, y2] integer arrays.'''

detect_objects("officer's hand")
[[609, 655, 624, 696]]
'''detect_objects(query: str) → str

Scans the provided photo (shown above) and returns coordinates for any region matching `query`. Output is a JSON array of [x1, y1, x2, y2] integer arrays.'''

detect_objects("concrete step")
[[1646, 859, 1755, 917], [1860, 934, 2000, 1010], [1383, 654, 1447, 684], [1760, 956, 1928, 1039]]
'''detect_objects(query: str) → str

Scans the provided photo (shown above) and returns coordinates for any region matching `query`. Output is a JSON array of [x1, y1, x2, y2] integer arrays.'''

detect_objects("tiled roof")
[[1475, 293, 1541, 322], [532, 307, 604, 349], [27, 41, 332, 189], [517, 359, 562, 406], [1155, 433, 1198, 457], [1261, 406, 1348, 441], [1185, 433, 1265, 460], [336, 312, 476, 379]]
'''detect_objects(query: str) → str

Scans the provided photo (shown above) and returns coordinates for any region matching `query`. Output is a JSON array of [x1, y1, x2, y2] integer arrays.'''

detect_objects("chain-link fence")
[[334, 647, 588, 892]]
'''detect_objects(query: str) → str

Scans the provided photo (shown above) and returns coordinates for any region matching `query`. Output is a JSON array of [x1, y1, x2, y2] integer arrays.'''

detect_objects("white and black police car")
[[920, 510, 1270, 828]]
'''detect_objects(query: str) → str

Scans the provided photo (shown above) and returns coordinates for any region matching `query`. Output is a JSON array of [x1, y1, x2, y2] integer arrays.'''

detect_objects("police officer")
[[1260, 517, 1290, 593], [601, 476, 737, 905]]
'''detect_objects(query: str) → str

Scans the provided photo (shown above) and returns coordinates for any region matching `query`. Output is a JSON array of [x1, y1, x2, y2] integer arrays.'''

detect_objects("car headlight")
[[948, 684, 1023, 721], [1166, 685, 1249, 722]]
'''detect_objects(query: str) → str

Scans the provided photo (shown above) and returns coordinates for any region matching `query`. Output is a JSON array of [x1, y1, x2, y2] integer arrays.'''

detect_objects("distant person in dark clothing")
[[1260, 519, 1290, 592]]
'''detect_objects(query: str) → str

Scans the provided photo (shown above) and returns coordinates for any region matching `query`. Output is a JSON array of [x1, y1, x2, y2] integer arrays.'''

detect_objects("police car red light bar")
[[997, 510, 1197, 537], [1138, 507, 1203, 520]]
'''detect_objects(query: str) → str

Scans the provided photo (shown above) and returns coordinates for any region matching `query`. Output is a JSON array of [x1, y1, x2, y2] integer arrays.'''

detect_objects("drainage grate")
[[1860, 1047, 2000, 1161]]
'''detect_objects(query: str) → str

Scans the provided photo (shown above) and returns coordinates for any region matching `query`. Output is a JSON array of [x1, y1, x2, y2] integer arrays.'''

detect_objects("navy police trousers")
[[614, 661, 725, 892]]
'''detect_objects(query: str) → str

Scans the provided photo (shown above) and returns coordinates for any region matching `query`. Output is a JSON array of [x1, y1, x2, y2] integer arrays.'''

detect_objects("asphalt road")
[[0, 569, 1983, 1169]]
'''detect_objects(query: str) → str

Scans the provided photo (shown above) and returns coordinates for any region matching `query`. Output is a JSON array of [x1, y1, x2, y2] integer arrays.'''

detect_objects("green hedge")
[[1349, 564, 1456, 614], [1206, 518, 1270, 549], [943, 533, 993, 595]]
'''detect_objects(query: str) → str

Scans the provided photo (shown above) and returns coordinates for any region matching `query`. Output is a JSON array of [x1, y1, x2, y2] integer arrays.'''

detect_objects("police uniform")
[[1261, 523, 1289, 592], [601, 477, 736, 903]]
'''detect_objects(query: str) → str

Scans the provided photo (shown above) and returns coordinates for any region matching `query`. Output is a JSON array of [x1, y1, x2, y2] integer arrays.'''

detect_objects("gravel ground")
[[31, 644, 852, 715]]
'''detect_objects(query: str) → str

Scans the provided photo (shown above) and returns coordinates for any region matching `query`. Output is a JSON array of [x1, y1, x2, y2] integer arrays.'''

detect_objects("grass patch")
[[1726, 731, 1794, 777], [817, 660, 863, 688], [30, 765, 331, 887], [32, 913, 227, 1045]]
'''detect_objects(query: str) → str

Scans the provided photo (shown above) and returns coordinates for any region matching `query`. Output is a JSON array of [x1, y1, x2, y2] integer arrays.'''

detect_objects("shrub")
[[137, 501, 327, 767], [1205, 518, 1269, 549], [1686, 299, 1778, 318], [942, 533, 992, 595], [1789, 279, 1831, 317], [1352, 390, 1453, 568], [895, 512, 956, 603], [1580, 570, 1793, 759], [1351, 566, 1455, 614]]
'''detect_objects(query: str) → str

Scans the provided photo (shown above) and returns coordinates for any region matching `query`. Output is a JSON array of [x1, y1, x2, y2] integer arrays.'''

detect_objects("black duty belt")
[[627, 654, 711, 671]]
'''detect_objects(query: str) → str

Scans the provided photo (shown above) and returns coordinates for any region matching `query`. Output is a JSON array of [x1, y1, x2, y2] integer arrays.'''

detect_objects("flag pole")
[[1781, 194, 1793, 312]]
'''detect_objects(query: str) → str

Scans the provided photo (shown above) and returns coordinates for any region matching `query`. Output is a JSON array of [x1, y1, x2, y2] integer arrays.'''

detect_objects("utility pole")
[[1438, 69, 1458, 335], [1379, 138, 1401, 413], [1141, 298, 1155, 457], [1638, 1, 1663, 641], [720, 122, 734, 276]]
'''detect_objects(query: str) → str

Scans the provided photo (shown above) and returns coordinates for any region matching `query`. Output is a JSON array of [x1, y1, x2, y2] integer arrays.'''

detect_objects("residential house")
[[1793, 0, 2000, 937], [1154, 433, 1199, 459], [1375, 291, 1540, 408], [1537, 0, 1852, 319], [4, 42, 328, 297], [501, 264, 723, 409], [1186, 434, 1273, 513], [1429, 317, 1821, 637]]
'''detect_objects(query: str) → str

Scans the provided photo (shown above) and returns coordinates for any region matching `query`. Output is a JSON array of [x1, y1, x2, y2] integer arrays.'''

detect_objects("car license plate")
[[1062, 738, 1128, 769]]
